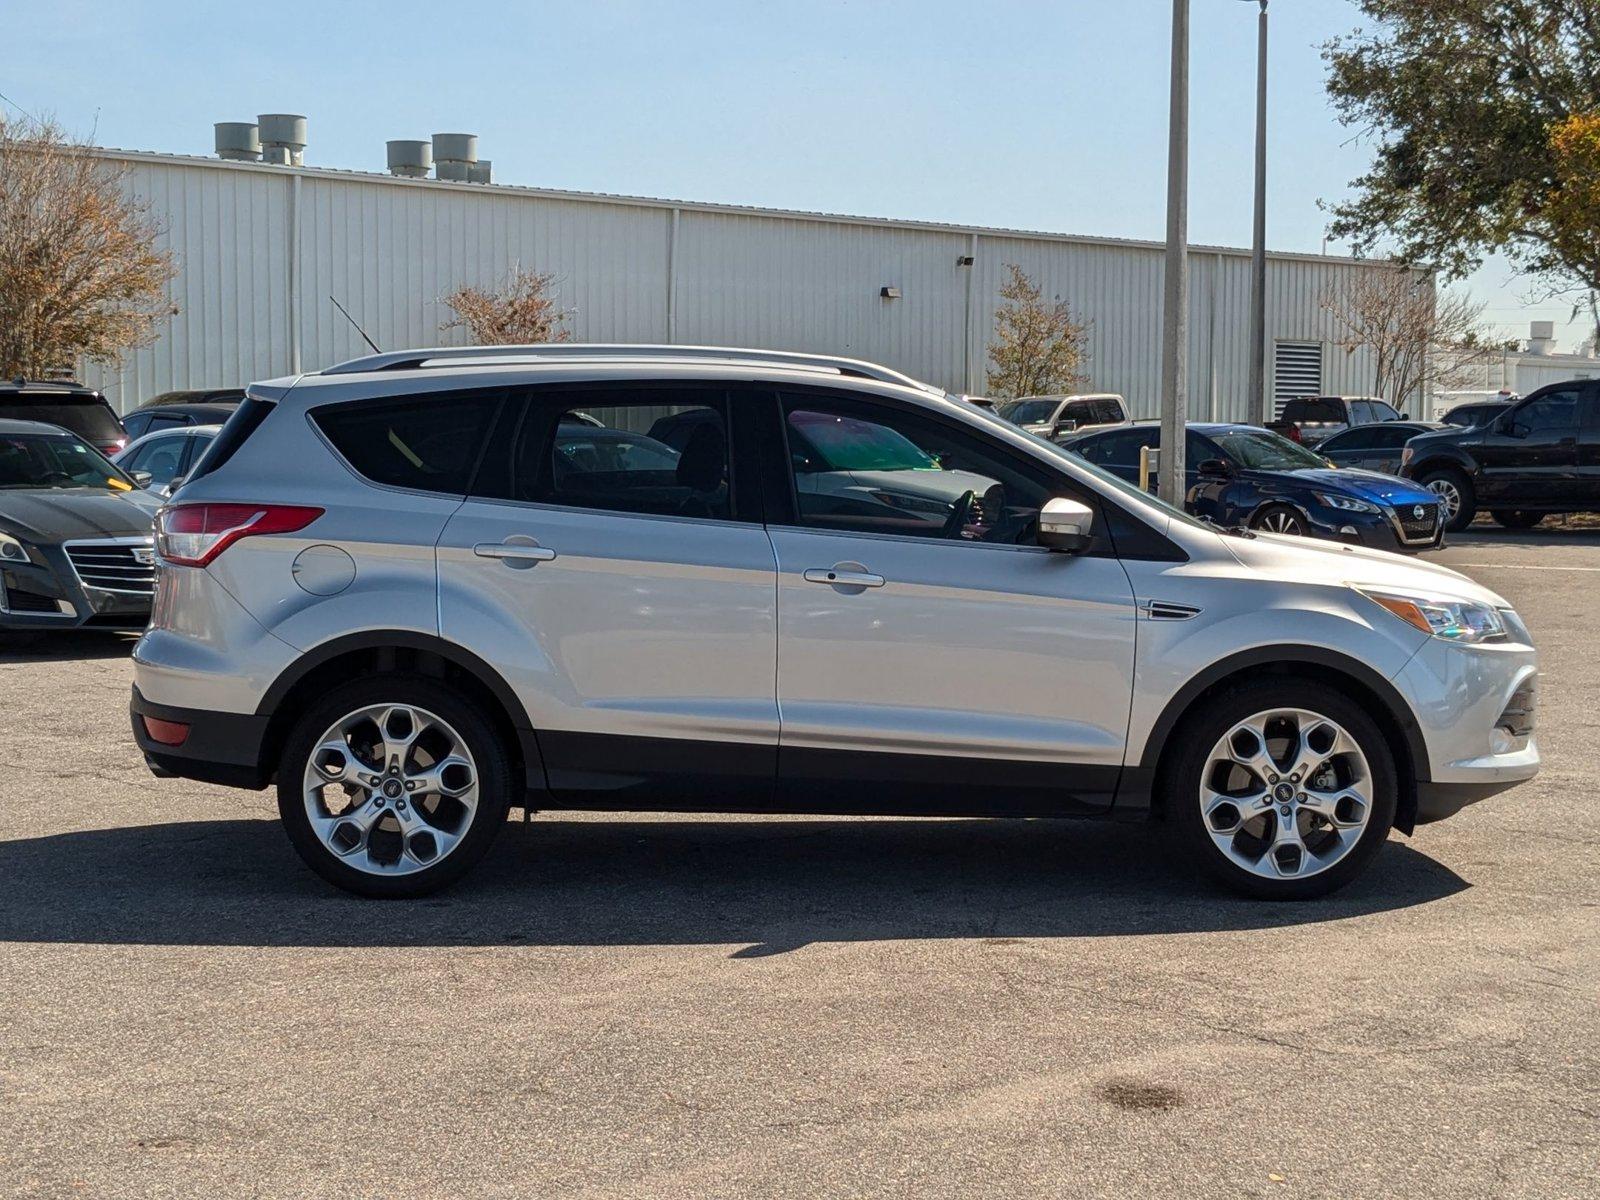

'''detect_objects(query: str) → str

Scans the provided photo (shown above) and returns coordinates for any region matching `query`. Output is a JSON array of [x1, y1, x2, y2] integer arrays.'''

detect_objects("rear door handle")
[[474, 541, 557, 565], [802, 567, 885, 588]]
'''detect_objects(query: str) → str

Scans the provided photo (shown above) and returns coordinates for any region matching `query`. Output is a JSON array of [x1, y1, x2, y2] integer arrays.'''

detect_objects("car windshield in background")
[[0, 432, 136, 490], [1211, 428, 1330, 471], [999, 400, 1060, 425], [788, 410, 939, 472]]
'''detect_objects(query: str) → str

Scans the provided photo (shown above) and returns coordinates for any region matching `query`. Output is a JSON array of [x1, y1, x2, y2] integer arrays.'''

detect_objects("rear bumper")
[[130, 686, 270, 789]]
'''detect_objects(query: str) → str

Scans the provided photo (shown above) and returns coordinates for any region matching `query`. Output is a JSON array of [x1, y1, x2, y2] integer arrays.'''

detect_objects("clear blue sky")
[[8, 0, 1584, 348]]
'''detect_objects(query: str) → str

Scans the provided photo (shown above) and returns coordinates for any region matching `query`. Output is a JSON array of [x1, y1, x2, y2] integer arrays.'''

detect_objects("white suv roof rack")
[[320, 343, 949, 396]]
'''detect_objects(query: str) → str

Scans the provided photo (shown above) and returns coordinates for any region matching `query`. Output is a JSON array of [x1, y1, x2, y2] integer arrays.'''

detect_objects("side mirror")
[[131, 470, 154, 488], [1196, 458, 1234, 479], [167, 474, 187, 493], [1038, 497, 1095, 553], [1055, 419, 1078, 435]]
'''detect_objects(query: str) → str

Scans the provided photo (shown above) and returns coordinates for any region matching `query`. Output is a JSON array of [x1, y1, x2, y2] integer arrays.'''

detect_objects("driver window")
[[1515, 390, 1580, 435], [779, 393, 1055, 544], [126, 435, 186, 484]]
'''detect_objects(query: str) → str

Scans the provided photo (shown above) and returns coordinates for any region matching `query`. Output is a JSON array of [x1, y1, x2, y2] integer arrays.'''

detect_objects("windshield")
[[788, 410, 939, 472], [0, 431, 137, 491], [999, 399, 1061, 425], [1210, 428, 1330, 471]]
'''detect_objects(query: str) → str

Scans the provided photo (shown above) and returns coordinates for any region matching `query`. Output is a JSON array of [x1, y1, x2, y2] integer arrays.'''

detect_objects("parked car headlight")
[[1356, 587, 1508, 644], [0, 531, 28, 562], [1314, 492, 1378, 514]]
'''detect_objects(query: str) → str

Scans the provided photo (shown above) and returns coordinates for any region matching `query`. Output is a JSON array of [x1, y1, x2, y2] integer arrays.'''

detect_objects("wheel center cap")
[[1273, 782, 1296, 803], [382, 780, 403, 799]]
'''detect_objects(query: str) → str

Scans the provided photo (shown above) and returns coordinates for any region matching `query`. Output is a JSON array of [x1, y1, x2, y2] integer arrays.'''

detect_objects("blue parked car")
[[1060, 421, 1444, 552]]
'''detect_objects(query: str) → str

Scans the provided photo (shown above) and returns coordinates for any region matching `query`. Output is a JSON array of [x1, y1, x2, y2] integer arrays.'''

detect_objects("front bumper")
[[1304, 505, 1443, 555], [0, 542, 152, 630], [131, 685, 270, 789], [1393, 635, 1540, 822]]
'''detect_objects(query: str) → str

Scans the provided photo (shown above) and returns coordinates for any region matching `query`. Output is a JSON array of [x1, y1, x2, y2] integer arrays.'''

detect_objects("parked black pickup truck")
[[1400, 379, 1600, 531], [1267, 395, 1406, 447]]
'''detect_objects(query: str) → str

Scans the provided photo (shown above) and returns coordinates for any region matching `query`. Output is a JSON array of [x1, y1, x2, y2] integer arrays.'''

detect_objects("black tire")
[[1418, 466, 1476, 532], [1248, 504, 1309, 537], [1490, 510, 1544, 530], [277, 675, 513, 898], [1163, 678, 1398, 900]]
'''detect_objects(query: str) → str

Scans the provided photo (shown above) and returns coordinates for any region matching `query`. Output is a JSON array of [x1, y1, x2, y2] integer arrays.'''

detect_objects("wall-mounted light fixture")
[[880, 286, 902, 299], [957, 255, 975, 266]]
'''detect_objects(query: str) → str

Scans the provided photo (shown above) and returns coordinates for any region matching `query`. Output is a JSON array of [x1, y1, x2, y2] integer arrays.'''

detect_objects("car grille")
[[1393, 502, 1440, 544], [64, 539, 157, 595]]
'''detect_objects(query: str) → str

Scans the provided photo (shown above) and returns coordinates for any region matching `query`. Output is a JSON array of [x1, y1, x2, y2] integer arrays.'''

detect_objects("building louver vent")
[[1273, 341, 1324, 417]]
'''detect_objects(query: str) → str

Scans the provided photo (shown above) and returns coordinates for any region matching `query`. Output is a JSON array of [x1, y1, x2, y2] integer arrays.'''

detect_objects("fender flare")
[[1135, 644, 1431, 783]]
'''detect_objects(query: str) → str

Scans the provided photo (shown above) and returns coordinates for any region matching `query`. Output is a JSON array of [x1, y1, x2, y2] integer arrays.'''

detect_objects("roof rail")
[[320, 343, 948, 394]]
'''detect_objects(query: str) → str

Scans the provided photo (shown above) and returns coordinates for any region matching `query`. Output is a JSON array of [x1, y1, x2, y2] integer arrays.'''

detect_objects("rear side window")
[[1347, 400, 1375, 424], [1285, 398, 1343, 422], [479, 388, 731, 520], [186, 397, 276, 484], [313, 392, 502, 495]]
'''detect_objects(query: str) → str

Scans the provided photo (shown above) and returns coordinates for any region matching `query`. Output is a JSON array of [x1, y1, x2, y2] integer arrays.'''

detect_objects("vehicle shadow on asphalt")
[[0, 632, 136, 663], [1454, 524, 1600, 548], [0, 816, 1468, 950]]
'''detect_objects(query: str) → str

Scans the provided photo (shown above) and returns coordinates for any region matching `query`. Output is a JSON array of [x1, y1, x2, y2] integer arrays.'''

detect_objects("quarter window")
[[779, 394, 1055, 544], [1515, 390, 1580, 435], [313, 391, 502, 495]]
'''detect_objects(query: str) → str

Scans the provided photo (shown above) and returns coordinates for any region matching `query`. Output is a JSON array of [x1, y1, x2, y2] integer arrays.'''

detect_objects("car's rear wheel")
[[1419, 467, 1476, 531], [1491, 510, 1544, 530], [1250, 504, 1308, 537], [277, 676, 513, 898], [1165, 679, 1397, 900]]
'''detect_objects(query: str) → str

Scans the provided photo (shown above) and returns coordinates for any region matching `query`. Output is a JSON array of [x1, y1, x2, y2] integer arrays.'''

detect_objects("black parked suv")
[[0, 379, 128, 456], [1400, 380, 1600, 530]]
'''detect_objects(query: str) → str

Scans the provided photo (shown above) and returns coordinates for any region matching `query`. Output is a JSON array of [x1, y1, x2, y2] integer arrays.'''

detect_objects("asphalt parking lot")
[[1, 528, 1596, 1199]]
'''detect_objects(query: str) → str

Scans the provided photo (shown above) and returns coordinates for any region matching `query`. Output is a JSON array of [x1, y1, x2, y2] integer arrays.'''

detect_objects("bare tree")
[[0, 116, 177, 379], [1319, 271, 1496, 410], [441, 266, 572, 345], [985, 264, 1090, 399]]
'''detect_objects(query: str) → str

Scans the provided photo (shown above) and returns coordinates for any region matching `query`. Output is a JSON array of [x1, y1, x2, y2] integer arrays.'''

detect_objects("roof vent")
[[467, 159, 493, 184], [214, 122, 261, 162], [258, 113, 307, 166], [432, 132, 478, 181], [386, 139, 433, 178]]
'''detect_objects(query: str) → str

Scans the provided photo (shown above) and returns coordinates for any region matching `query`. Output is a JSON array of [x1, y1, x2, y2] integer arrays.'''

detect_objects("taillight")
[[156, 503, 323, 567], [1285, 426, 1301, 443]]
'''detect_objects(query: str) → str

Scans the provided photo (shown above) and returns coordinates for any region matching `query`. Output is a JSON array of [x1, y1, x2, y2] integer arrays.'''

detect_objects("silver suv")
[[132, 347, 1539, 899]]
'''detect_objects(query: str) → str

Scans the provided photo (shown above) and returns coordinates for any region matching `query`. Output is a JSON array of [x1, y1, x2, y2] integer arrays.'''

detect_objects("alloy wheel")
[[1424, 478, 1461, 524], [301, 703, 480, 876], [1258, 509, 1305, 536], [1198, 708, 1373, 880]]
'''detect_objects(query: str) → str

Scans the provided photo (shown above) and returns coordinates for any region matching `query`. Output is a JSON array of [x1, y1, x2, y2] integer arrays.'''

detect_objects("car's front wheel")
[[1165, 679, 1397, 900], [1418, 467, 1477, 532], [277, 676, 513, 897], [1250, 504, 1308, 537]]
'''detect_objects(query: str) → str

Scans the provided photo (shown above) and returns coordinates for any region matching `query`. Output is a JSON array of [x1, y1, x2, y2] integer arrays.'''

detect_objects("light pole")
[[1158, 0, 1191, 505], [1244, 0, 1269, 426]]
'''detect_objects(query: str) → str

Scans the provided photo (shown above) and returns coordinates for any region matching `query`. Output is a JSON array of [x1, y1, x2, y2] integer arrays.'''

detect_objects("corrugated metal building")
[[83, 147, 1412, 416]]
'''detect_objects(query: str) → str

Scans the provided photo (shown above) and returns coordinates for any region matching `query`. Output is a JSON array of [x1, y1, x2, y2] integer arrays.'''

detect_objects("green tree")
[[1324, 2, 1600, 336], [985, 264, 1090, 399]]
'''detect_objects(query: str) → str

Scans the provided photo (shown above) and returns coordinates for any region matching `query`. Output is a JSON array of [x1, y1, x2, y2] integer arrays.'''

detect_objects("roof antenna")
[[330, 295, 381, 354]]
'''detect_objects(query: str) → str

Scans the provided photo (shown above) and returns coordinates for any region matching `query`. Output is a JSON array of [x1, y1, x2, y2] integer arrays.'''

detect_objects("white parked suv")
[[131, 346, 1539, 899]]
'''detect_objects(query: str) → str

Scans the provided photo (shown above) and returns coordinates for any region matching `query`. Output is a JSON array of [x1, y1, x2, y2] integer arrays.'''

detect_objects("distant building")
[[85, 139, 1422, 416]]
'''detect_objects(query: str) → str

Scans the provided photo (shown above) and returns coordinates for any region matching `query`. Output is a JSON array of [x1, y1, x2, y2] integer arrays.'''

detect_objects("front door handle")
[[803, 567, 885, 588], [474, 540, 557, 567]]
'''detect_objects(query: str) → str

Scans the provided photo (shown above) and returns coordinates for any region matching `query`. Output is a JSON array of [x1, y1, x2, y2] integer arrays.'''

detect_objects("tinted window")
[[1346, 400, 1372, 424], [1371, 400, 1401, 421], [1321, 426, 1380, 452], [186, 398, 274, 484], [1097, 397, 1127, 424], [1373, 424, 1417, 449], [486, 389, 731, 520], [1074, 427, 1157, 468], [0, 397, 125, 447], [314, 392, 501, 495], [781, 394, 1053, 544], [1284, 398, 1344, 423], [999, 399, 1061, 426], [1514, 390, 1580, 435]]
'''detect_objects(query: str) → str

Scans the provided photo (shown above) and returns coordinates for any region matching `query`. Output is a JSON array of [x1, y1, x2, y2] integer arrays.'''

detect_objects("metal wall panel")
[[82, 152, 1418, 419]]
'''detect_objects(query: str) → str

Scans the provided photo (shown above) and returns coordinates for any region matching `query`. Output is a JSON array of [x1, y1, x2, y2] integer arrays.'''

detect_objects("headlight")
[[0, 531, 28, 563], [1400, 447, 1415, 467], [1314, 492, 1378, 514], [1357, 587, 1508, 644]]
